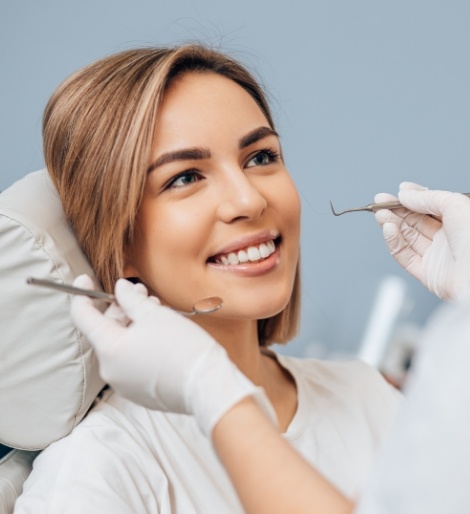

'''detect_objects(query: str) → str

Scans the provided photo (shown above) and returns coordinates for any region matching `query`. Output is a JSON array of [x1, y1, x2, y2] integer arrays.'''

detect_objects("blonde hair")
[[43, 44, 300, 345]]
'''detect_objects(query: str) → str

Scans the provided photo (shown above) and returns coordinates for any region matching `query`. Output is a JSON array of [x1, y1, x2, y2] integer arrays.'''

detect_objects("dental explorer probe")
[[329, 193, 470, 216]]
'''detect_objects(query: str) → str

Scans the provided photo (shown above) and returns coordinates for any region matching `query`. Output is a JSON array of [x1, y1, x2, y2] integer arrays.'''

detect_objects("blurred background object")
[[3, 0, 467, 357], [356, 275, 422, 389]]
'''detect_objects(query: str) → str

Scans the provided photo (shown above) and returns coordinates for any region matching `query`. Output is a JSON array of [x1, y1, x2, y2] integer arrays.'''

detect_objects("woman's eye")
[[165, 170, 202, 189], [246, 149, 280, 168]]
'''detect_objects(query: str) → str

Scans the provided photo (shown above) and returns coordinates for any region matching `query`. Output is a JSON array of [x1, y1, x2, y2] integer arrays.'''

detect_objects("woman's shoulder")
[[275, 352, 384, 384], [275, 352, 402, 414], [13, 392, 193, 513], [276, 353, 402, 452]]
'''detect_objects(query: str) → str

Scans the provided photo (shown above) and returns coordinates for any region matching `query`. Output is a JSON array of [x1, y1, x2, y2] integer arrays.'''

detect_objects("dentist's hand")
[[375, 182, 470, 301], [70, 275, 276, 436]]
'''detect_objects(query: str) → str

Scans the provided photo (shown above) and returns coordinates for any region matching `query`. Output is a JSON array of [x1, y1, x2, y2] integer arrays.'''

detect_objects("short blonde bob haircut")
[[43, 44, 300, 346]]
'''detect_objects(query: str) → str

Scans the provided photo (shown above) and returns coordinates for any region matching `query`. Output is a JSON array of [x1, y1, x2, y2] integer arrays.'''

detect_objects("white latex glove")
[[374, 182, 470, 301], [70, 275, 277, 436]]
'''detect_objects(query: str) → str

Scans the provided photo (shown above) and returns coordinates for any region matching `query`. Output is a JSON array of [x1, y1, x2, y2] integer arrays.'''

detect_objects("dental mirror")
[[183, 296, 224, 316], [27, 277, 223, 316]]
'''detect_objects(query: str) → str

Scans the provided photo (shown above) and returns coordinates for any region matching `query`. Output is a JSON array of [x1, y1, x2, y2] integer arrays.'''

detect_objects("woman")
[[15, 45, 400, 513]]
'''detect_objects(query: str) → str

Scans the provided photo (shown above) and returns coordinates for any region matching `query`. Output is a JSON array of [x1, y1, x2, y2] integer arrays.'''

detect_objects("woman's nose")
[[216, 169, 268, 223]]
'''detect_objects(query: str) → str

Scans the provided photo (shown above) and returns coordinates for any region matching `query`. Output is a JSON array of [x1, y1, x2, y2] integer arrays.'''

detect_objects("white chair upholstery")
[[0, 169, 105, 511]]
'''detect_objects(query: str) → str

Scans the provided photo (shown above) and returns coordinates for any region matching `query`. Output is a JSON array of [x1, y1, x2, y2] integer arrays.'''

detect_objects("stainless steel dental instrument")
[[27, 277, 223, 316], [330, 193, 470, 216]]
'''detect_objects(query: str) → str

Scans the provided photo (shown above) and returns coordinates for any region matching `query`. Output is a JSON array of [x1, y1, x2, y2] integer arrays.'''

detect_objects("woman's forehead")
[[154, 73, 272, 145], [161, 72, 268, 121]]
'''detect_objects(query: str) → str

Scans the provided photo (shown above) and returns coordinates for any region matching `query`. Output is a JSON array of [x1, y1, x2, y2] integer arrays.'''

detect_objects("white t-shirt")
[[14, 354, 401, 514]]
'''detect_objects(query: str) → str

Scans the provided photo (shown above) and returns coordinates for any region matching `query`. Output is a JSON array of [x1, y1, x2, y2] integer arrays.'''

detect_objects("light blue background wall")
[[2, 1, 469, 357]]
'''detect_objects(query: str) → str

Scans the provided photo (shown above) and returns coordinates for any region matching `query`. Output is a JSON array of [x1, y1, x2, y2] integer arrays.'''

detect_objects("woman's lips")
[[211, 239, 276, 265], [207, 238, 281, 276]]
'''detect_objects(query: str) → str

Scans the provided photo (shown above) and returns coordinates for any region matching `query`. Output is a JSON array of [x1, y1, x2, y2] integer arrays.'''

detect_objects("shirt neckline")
[[261, 349, 309, 440]]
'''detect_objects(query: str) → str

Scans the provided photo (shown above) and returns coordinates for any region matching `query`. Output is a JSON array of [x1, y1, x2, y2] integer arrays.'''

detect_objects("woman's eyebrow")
[[147, 127, 279, 174], [147, 147, 211, 174], [239, 126, 279, 149]]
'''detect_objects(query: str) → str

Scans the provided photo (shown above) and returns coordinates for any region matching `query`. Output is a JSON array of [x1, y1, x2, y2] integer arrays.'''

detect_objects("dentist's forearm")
[[212, 397, 355, 514]]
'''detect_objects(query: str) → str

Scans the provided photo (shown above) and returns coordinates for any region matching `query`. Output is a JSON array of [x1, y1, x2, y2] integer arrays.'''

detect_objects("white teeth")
[[247, 246, 261, 261], [259, 243, 270, 258], [214, 240, 277, 265], [228, 253, 239, 265], [238, 250, 249, 263]]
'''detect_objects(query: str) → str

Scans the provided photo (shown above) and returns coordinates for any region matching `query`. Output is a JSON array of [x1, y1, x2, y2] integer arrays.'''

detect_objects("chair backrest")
[[0, 169, 105, 510]]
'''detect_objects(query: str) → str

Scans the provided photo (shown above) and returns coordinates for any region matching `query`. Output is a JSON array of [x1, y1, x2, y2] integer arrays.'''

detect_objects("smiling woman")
[[14, 45, 401, 514], [43, 45, 300, 347]]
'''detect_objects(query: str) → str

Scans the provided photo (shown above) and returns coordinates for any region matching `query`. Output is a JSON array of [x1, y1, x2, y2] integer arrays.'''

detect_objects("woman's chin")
[[217, 296, 291, 321]]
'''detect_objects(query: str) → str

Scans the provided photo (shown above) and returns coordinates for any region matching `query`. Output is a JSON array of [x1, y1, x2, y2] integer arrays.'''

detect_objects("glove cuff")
[[187, 346, 278, 437]]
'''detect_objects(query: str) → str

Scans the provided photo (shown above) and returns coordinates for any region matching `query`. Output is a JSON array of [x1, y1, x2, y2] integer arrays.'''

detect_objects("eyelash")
[[246, 148, 281, 167], [164, 169, 203, 190], [163, 148, 281, 191]]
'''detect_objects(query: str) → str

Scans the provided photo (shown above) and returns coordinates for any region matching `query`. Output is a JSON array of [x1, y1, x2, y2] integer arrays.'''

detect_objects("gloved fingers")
[[375, 191, 399, 204], [376, 207, 436, 257], [398, 219, 433, 256], [382, 222, 423, 279], [375, 207, 402, 227], [104, 302, 131, 327], [132, 281, 150, 296], [374, 193, 411, 226], [73, 273, 97, 290], [399, 209, 441, 245], [375, 188, 438, 234], [71, 275, 127, 345], [374, 191, 427, 224], [375, 198, 441, 241], [113, 278, 162, 322], [374, 207, 425, 233], [399, 181, 428, 192], [71, 293, 126, 347]]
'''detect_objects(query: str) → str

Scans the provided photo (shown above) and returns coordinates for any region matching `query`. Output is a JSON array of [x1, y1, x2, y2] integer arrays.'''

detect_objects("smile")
[[213, 240, 276, 265]]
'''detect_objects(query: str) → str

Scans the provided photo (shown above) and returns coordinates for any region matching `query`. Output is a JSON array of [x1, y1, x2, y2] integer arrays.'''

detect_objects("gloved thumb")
[[399, 181, 427, 192], [398, 189, 456, 218]]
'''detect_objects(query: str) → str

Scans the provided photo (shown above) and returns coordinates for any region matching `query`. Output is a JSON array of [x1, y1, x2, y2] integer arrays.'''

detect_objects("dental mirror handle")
[[26, 277, 223, 316]]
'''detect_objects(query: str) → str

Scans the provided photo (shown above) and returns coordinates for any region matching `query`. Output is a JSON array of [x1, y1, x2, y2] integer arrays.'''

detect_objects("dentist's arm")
[[374, 182, 470, 301], [212, 397, 354, 514]]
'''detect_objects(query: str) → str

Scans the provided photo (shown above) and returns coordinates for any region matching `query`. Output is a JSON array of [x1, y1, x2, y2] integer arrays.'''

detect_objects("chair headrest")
[[0, 170, 104, 450]]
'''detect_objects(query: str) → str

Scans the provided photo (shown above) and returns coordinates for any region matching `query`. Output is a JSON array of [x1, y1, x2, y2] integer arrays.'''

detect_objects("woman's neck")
[[194, 317, 298, 432], [195, 317, 263, 381]]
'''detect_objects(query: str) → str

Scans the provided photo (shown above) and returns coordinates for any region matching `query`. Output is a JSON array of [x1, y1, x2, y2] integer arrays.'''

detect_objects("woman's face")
[[125, 72, 300, 322]]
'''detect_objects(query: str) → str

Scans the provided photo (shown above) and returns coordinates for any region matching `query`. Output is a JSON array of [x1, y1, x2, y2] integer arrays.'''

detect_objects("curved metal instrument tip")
[[329, 200, 344, 216], [329, 200, 376, 216]]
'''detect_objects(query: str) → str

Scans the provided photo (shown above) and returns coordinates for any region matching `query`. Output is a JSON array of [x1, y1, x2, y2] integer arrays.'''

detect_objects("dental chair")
[[0, 169, 105, 514]]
